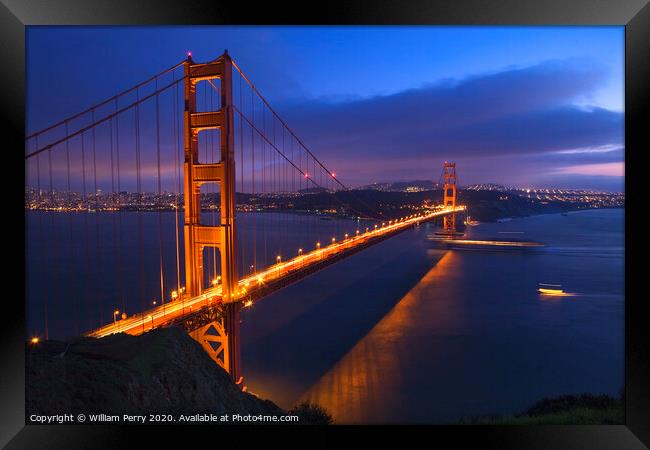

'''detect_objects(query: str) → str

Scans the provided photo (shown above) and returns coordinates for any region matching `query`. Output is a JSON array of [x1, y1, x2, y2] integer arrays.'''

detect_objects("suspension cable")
[[25, 77, 184, 160], [26, 61, 184, 140], [231, 59, 345, 190]]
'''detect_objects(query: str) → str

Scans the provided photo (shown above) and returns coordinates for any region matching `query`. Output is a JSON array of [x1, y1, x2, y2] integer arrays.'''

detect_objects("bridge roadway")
[[86, 206, 465, 338]]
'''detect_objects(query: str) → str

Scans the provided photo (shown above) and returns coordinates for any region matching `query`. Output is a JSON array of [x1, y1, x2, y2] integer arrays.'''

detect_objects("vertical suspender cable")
[[135, 87, 145, 319], [91, 110, 102, 327], [115, 98, 125, 313], [173, 71, 181, 296], [156, 79, 165, 309]]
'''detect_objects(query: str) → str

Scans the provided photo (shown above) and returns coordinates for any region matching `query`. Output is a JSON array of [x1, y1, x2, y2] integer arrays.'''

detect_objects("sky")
[[26, 26, 624, 191]]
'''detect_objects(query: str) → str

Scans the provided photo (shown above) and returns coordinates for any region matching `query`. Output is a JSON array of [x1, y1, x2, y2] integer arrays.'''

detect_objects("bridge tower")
[[443, 162, 457, 233], [183, 51, 241, 384]]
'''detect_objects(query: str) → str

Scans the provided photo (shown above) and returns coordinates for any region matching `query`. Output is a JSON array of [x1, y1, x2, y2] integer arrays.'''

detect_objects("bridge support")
[[183, 51, 241, 383], [443, 162, 457, 233]]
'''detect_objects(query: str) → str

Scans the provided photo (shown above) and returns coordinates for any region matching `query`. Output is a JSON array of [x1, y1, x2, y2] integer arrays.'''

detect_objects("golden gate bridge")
[[25, 51, 464, 387]]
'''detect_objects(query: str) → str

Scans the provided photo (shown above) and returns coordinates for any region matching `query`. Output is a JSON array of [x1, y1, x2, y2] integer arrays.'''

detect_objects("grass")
[[467, 406, 623, 425], [462, 394, 624, 425]]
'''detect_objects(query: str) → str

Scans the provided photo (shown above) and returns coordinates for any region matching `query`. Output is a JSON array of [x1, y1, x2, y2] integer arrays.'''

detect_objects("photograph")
[[22, 25, 627, 427]]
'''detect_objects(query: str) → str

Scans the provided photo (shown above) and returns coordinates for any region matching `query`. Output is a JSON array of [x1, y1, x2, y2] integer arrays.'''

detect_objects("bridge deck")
[[86, 206, 465, 338]]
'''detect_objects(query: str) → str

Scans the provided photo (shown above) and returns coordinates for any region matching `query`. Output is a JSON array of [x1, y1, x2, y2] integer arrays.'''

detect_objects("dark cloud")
[[431, 106, 622, 156], [275, 59, 623, 187]]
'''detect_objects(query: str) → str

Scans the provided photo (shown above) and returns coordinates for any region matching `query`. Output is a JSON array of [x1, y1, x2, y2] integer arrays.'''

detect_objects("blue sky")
[[27, 26, 624, 191]]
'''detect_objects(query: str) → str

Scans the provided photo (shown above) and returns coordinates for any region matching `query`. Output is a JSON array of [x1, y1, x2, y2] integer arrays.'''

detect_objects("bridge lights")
[[316, 242, 321, 249], [31, 337, 40, 345], [147, 314, 153, 329], [250, 264, 255, 274], [152, 300, 157, 306], [276, 255, 282, 263], [171, 290, 178, 300], [331, 237, 336, 244], [298, 248, 303, 256], [356, 230, 360, 236], [344, 233, 348, 240], [113, 310, 120, 326], [244, 299, 253, 308]]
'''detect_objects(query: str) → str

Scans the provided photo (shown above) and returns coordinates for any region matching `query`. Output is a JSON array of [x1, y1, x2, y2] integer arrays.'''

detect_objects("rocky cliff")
[[26, 327, 283, 418]]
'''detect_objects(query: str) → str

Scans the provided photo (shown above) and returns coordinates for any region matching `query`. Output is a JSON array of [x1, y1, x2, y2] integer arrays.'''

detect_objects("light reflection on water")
[[299, 252, 457, 423], [242, 209, 624, 423]]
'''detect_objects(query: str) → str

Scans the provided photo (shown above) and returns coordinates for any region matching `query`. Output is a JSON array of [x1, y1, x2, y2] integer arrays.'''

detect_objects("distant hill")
[[240, 188, 594, 222], [358, 180, 441, 192]]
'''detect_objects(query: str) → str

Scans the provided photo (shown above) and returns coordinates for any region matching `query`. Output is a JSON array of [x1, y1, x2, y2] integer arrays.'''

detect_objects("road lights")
[[113, 309, 120, 326]]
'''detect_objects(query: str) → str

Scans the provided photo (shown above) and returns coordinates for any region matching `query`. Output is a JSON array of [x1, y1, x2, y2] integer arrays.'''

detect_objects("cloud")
[[554, 162, 624, 177], [275, 59, 623, 188]]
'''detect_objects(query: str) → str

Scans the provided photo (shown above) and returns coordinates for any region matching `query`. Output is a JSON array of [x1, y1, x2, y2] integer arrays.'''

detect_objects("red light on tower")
[[187, 51, 193, 58], [331, 172, 336, 178], [304, 173, 309, 178]]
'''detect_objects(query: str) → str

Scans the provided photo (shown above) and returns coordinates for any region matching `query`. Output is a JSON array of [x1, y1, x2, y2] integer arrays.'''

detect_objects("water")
[[239, 209, 624, 423], [26, 209, 624, 423], [25, 211, 360, 338]]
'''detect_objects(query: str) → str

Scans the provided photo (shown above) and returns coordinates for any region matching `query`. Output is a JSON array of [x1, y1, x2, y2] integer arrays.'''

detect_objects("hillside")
[[26, 327, 283, 419]]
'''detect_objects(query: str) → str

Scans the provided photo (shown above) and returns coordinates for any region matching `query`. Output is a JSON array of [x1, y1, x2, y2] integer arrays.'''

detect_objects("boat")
[[537, 283, 564, 295]]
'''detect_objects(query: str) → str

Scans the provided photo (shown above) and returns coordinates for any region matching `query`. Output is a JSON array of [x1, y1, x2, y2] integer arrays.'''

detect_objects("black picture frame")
[[2, 0, 648, 448]]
